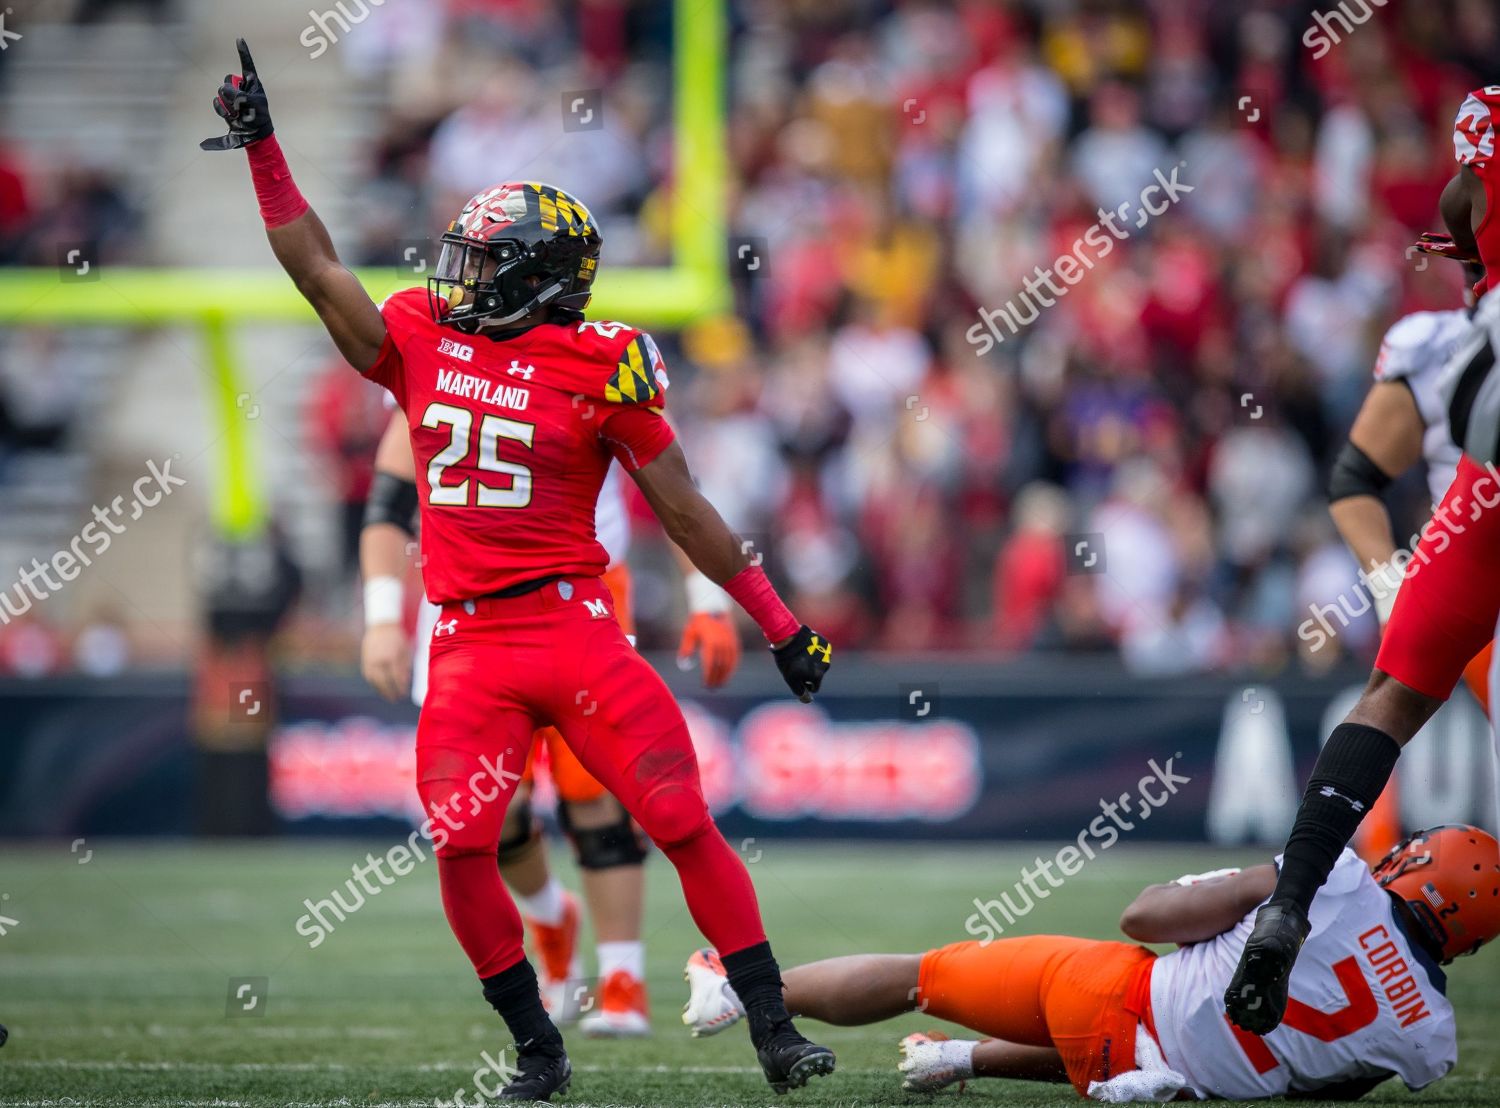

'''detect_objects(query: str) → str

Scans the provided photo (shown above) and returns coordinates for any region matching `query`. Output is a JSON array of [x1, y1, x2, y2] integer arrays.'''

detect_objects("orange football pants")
[[917, 936, 1158, 1095], [522, 563, 635, 804]]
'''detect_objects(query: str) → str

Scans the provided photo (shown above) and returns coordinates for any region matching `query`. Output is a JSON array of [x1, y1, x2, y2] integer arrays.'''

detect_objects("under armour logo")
[[507, 360, 536, 380], [1318, 785, 1365, 812], [806, 636, 832, 663], [434, 618, 459, 638], [583, 598, 609, 619]]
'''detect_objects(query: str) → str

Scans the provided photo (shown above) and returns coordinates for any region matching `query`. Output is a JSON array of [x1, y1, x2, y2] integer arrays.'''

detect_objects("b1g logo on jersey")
[[437, 337, 474, 362]]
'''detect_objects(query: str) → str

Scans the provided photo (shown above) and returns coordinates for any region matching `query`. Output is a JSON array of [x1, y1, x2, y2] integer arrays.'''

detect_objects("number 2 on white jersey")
[[422, 402, 535, 508]]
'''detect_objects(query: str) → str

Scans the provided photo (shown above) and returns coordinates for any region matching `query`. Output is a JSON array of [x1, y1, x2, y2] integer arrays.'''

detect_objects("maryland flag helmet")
[[1372, 824, 1500, 963], [429, 182, 601, 333]]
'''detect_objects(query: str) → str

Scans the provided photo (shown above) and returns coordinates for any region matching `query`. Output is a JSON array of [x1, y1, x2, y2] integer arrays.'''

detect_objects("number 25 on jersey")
[[422, 402, 535, 509]]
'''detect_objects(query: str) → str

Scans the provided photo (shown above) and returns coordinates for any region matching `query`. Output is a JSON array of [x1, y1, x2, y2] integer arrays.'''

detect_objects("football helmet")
[[1372, 824, 1500, 962], [428, 182, 601, 333]]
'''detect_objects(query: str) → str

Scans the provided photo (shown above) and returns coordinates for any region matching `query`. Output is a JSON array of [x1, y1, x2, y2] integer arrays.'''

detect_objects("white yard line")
[[1, 1059, 793, 1074]]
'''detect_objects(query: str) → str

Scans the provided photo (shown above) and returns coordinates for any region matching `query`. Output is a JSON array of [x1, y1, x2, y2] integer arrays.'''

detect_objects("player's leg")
[[570, 562, 651, 1035], [545, 578, 833, 1091], [556, 786, 651, 1037], [1228, 456, 1500, 1033], [549, 566, 648, 1037], [418, 623, 568, 1099], [546, 735, 648, 1035], [781, 954, 923, 1024], [920, 936, 1154, 1094], [713, 938, 1140, 1092], [494, 767, 585, 1026], [496, 781, 548, 900], [971, 1040, 1069, 1083]]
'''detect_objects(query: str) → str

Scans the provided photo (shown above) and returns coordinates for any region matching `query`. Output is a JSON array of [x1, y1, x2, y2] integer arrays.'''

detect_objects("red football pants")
[[416, 575, 766, 977], [1377, 456, 1500, 699]]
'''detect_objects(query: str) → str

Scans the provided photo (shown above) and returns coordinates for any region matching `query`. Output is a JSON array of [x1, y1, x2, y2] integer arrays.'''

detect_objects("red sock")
[[436, 852, 525, 977], [659, 824, 767, 956]]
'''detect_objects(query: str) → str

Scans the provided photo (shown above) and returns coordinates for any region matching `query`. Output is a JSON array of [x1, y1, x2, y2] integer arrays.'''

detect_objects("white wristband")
[[1366, 559, 1405, 626], [1173, 867, 1240, 886], [684, 570, 731, 614], [364, 576, 405, 627]]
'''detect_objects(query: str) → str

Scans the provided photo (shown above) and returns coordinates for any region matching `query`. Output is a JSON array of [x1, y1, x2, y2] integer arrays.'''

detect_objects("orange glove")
[[678, 612, 741, 688]]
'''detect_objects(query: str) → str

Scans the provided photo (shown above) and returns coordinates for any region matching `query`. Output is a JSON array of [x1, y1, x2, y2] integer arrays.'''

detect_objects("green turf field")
[[2, 841, 1497, 1107]]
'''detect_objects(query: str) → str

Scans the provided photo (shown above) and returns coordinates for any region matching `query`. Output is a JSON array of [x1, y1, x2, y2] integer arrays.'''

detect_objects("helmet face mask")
[[427, 182, 601, 335], [1372, 824, 1500, 963]]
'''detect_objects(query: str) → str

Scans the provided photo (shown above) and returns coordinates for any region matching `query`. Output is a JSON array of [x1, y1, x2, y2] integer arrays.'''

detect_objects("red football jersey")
[[1454, 87, 1500, 285], [365, 289, 674, 602]]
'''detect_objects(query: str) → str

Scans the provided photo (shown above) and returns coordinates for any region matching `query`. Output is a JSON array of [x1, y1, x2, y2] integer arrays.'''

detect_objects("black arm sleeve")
[[362, 470, 419, 536], [1327, 440, 1394, 504]]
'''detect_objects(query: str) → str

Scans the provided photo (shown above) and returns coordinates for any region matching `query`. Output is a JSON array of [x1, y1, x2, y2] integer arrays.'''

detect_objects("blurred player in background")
[[1228, 87, 1500, 1035], [686, 826, 1500, 1102], [204, 41, 836, 1100], [1327, 267, 1492, 859], [360, 410, 741, 1037]]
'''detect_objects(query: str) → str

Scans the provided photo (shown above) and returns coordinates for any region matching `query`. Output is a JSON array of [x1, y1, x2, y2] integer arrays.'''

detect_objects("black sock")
[[1273, 723, 1401, 913], [721, 941, 790, 1043], [480, 958, 564, 1056]]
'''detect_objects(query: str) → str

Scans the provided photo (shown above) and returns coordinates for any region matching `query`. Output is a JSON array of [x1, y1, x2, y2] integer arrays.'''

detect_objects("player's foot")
[[525, 892, 584, 1025], [681, 948, 744, 1037], [754, 1020, 836, 1094], [499, 1042, 572, 1102], [898, 1031, 973, 1092], [579, 969, 651, 1038], [1224, 900, 1311, 1035]]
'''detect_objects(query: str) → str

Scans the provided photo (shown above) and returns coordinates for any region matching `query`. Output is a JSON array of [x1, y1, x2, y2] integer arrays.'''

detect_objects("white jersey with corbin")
[[1151, 850, 1455, 1099], [1372, 309, 1469, 505]]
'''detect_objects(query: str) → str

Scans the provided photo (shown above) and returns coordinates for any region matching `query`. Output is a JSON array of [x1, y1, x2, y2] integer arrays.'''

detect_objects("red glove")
[[1412, 231, 1481, 264]]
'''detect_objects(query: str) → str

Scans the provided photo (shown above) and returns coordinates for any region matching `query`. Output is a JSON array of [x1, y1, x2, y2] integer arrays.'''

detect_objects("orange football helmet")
[[1372, 824, 1500, 962]]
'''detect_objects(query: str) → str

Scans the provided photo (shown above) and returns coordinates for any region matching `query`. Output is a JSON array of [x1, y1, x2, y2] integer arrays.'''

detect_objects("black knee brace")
[[496, 797, 540, 866], [559, 804, 649, 870]]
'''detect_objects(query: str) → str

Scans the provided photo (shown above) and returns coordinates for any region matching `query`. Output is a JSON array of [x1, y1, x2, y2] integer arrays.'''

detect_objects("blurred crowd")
[[6, 0, 1500, 674]]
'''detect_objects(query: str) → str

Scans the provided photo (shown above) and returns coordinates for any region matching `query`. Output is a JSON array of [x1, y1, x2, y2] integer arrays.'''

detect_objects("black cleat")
[[755, 1022, 836, 1094], [1225, 901, 1311, 1035], [499, 1045, 572, 1102]]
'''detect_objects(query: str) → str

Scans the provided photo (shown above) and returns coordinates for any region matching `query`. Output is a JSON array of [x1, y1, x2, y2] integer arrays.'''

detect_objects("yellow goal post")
[[0, 0, 727, 540]]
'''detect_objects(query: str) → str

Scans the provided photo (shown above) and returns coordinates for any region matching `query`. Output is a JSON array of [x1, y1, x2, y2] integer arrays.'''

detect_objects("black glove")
[[771, 625, 832, 703], [200, 39, 274, 151]]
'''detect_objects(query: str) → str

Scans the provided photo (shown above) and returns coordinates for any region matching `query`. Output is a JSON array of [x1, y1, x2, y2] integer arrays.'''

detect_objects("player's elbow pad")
[[363, 471, 419, 536], [1327, 441, 1393, 504]]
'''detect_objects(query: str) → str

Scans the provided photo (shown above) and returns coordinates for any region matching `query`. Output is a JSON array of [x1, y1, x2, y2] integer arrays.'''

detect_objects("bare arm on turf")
[[1119, 864, 1278, 945]]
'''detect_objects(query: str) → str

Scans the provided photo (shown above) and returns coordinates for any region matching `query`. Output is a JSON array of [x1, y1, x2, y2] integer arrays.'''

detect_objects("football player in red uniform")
[[1226, 90, 1500, 1036], [203, 41, 835, 1100]]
